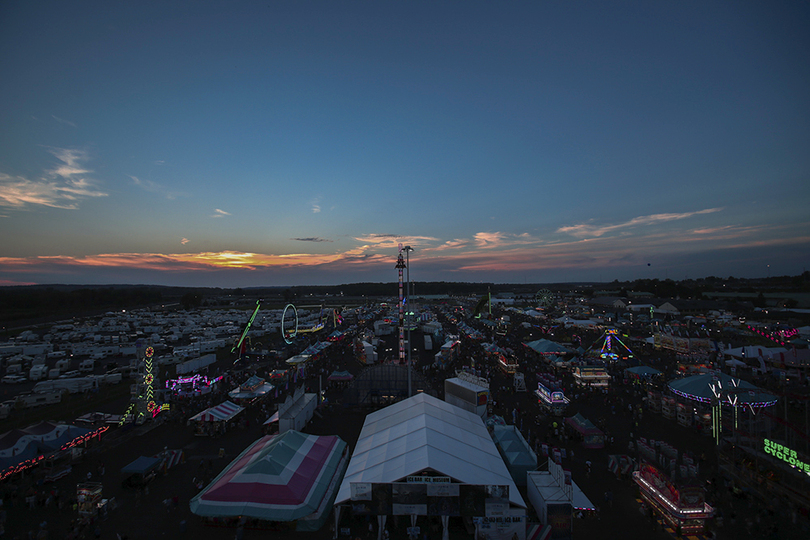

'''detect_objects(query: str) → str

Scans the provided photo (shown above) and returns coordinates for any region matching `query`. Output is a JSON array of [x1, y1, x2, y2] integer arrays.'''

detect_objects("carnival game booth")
[[565, 413, 605, 449], [189, 400, 245, 436], [633, 462, 713, 535], [335, 393, 527, 540], [527, 461, 596, 540], [190, 430, 349, 532]]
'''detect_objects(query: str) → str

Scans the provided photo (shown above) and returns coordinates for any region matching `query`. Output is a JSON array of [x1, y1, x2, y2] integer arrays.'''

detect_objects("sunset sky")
[[1, 1, 808, 287]]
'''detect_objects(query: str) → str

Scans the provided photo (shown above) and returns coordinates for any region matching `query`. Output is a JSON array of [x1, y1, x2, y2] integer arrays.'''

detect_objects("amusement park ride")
[[119, 344, 169, 425], [588, 328, 635, 362]]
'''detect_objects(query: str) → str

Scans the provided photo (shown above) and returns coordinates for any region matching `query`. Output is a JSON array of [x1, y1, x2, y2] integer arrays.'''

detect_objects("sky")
[[1, 1, 809, 288]]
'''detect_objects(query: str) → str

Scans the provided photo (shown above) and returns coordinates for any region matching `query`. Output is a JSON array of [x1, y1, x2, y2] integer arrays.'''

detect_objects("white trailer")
[[175, 353, 216, 375], [29, 364, 48, 381], [79, 359, 96, 373], [34, 377, 97, 394], [17, 391, 63, 408]]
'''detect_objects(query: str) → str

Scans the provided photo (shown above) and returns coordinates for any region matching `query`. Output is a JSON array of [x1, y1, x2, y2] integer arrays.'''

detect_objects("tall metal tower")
[[396, 246, 406, 369]]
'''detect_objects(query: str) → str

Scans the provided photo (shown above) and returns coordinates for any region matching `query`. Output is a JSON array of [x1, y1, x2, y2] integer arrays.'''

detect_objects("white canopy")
[[335, 393, 525, 509]]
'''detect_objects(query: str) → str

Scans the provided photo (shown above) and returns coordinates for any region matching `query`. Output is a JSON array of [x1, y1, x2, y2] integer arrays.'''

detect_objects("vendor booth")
[[77, 482, 103, 517], [565, 413, 604, 449], [572, 366, 610, 388], [188, 400, 244, 436]]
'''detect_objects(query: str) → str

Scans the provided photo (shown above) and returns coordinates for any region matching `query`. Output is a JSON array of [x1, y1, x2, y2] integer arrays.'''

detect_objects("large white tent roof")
[[335, 393, 525, 508]]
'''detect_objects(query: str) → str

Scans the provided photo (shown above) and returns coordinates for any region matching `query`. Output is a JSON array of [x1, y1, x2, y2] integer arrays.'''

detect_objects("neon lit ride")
[[536, 382, 570, 416]]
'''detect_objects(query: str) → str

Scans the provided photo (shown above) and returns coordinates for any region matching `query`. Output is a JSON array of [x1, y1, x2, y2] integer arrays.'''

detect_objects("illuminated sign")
[[764, 439, 810, 475]]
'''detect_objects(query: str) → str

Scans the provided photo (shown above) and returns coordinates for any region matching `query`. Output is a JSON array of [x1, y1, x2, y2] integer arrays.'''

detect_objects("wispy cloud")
[[558, 208, 724, 238], [311, 197, 321, 213], [292, 237, 332, 243], [129, 175, 184, 200], [51, 115, 76, 127], [181, 238, 190, 245], [427, 239, 471, 252], [211, 209, 231, 218], [46, 147, 92, 178], [0, 147, 107, 210], [353, 234, 440, 250], [474, 232, 506, 248]]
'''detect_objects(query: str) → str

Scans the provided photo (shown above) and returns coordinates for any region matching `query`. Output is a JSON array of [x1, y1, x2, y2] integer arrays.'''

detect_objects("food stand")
[[77, 482, 103, 517], [572, 365, 610, 388]]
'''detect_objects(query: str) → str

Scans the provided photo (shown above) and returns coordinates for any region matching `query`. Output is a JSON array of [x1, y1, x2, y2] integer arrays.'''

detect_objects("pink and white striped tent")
[[190, 430, 349, 531], [189, 400, 244, 423]]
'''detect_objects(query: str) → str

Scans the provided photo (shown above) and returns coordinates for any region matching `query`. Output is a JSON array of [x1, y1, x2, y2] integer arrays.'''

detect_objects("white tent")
[[335, 392, 525, 509]]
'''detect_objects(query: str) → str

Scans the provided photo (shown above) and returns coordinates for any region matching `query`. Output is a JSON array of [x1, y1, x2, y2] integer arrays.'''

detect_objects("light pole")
[[404, 245, 414, 397]]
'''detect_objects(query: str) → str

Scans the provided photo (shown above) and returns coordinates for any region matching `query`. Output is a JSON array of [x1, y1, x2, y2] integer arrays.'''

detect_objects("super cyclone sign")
[[764, 439, 810, 475]]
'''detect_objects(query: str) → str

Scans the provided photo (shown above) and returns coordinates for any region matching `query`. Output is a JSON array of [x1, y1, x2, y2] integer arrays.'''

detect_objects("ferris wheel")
[[536, 289, 554, 308]]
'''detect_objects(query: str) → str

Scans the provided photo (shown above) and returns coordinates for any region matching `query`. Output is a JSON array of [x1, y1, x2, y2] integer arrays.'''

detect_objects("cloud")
[[51, 115, 76, 127], [312, 204, 321, 213], [427, 239, 471, 252], [292, 237, 332, 243], [353, 234, 440, 250], [558, 208, 724, 238], [474, 232, 506, 248], [0, 172, 107, 210], [46, 147, 92, 178], [0, 147, 108, 210], [181, 238, 190, 245], [129, 175, 184, 200], [211, 209, 231, 218]]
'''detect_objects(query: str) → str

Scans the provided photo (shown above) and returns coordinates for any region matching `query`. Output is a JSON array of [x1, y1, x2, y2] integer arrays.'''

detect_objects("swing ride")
[[588, 328, 635, 362]]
